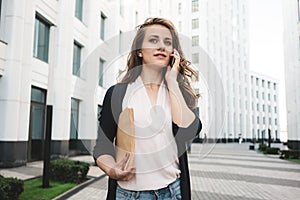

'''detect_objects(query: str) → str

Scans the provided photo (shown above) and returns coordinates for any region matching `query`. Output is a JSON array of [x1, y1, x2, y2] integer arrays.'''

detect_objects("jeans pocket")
[[116, 186, 131, 200], [171, 179, 181, 200]]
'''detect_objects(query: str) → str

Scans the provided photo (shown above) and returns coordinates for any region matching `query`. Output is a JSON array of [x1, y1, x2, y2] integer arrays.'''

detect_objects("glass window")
[[256, 78, 259, 86], [275, 118, 278, 125], [262, 80, 265, 87], [257, 116, 259, 123], [120, 0, 124, 17], [31, 105, 45, 139], [298, 0, 300, 21], [178, 3, 181, 15], [75, 0, 83, 21], [100, 12, 106, 40], [73, 41, 82, 77], [273, 83, 276, 90], [31, 87, 46, 103], [274, 107, 277, 113], [256, 104, 259, 111], [192, 18, 199, 29], [30, 87, 46, 141], [192, 53, 199, 63], [70, 98, 79, 139], [192, 0, 199, 12], [178, 21, 182, 32], [0, 0, 2, 22], [269, 117, 272, 125], [263, 104, 265, 112], [99, 58, 105, 86], [268, 93, 271, 101], [192, 36, 199, 46], [268, 81, 270, 89], [274, 95, 277, 101], [33, 15, 50, 62]]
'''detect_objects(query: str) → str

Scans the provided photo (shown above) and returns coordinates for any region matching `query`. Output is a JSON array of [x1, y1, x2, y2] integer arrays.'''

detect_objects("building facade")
[[282, 0, 300, 149], [178, 0, 251, 142], [0, 0, 177, 167], [250, 72, 280, 142]]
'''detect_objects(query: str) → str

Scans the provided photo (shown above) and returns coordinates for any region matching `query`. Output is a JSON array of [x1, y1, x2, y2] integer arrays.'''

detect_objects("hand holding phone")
[[169, 55, 175, 66], [169, 49, 179, 67]]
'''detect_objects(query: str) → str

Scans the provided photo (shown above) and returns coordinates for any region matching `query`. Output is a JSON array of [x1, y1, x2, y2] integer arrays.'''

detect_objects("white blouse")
[[118, 76, 181, 191]]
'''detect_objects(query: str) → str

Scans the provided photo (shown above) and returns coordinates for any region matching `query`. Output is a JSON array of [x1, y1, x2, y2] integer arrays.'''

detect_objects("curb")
[[53, 174, 106, 200]]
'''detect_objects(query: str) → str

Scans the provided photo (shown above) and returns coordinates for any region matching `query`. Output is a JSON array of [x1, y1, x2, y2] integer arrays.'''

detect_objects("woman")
[[93, 17, 202, 200]]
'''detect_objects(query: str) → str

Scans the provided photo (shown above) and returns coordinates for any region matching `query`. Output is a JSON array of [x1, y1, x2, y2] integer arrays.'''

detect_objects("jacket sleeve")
[[172, 109, 202, 156], [93, 85, 118, 161]]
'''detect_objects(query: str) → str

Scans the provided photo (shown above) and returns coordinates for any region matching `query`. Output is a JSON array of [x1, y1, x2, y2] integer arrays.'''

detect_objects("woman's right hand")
[[104, 153, 136, 181], [96, 153, 136, 181]]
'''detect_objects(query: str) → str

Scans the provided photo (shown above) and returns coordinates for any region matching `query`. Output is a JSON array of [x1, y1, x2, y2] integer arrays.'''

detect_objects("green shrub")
[[280, 150, 300, 159], [258, 143, 267, 151], [265, 147, 280, 155], [0, 175, 24, 200], [50, 159, 89, 183]]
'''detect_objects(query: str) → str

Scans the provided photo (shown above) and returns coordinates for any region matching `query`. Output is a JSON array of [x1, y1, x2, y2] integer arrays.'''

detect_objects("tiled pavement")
[[61, 143, 300, 200], [1, 143, 300, 199], [189, 143, 300, 199]]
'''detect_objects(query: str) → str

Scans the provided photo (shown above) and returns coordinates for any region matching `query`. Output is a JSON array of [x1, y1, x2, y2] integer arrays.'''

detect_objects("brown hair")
[[120, 17, 199, 109]]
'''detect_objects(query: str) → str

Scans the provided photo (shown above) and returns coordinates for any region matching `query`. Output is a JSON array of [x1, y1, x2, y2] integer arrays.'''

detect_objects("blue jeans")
[[116, 178, 181, 200]]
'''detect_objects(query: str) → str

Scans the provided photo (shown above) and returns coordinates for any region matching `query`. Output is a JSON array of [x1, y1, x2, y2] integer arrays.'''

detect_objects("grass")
[[19, 177, 77, 200], [285, 158, 300, 164]]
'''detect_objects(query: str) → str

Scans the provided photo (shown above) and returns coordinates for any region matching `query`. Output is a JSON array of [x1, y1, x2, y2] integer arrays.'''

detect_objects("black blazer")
[[93, 83, 202, 200]]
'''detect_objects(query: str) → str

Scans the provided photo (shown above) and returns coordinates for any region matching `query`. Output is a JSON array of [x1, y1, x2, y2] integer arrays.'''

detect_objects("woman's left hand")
[[165, 49, 180, 85]]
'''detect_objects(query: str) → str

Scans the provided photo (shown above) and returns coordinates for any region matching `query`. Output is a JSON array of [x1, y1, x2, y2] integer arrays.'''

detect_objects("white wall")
[[282, 0, 300, 142]]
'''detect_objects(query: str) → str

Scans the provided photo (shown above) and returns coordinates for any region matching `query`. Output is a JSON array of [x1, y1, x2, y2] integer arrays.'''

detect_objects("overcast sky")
[[248, 0, 287, 132]]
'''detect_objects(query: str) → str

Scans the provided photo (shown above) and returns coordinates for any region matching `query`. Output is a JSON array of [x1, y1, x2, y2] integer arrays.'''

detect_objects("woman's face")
[[140, 24, 173, 68]]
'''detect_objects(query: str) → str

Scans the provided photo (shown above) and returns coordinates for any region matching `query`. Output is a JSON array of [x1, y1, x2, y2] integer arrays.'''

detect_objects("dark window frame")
[[73, 40, 83, 77], [33, 13, 52, 63]]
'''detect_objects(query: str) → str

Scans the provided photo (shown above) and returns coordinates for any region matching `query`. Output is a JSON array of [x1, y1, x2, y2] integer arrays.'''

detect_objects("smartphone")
[[169, 52, 175, 66]]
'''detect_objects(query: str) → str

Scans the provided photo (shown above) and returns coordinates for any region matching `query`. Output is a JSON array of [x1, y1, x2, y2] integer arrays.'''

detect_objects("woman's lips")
[[154, 53, 167, 58]]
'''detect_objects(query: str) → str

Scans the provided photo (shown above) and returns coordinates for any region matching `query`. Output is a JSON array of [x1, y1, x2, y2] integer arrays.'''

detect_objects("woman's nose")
[[157, 40, 166, 51]]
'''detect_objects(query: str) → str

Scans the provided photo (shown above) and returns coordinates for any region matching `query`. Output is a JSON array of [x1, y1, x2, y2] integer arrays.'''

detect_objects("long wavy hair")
[[120, 17, 199, 109]]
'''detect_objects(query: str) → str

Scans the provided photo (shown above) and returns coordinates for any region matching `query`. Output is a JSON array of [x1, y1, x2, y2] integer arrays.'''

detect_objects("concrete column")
[[47, 0, 74, 156], [0, 0, 29, 167]]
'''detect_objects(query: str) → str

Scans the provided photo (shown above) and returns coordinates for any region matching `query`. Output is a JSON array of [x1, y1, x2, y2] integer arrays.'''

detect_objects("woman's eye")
[[165, 41, 172, 46], [149, 39, 158, 43]]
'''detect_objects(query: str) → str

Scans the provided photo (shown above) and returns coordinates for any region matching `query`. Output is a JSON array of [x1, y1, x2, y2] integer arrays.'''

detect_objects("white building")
[[0, 0, 177, 167], [282, 0, 300, 149], [250, 72, 280, 142], [178, 0, 251, 142]]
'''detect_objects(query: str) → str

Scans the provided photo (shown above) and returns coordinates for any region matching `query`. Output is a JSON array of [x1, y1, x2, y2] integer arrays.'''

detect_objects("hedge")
[[279, 150, 300, 159], [265, 147, 280, 155], [0, 175, 24, 200], [258, 143, 267, 151], [50, 159, 90, 183]]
